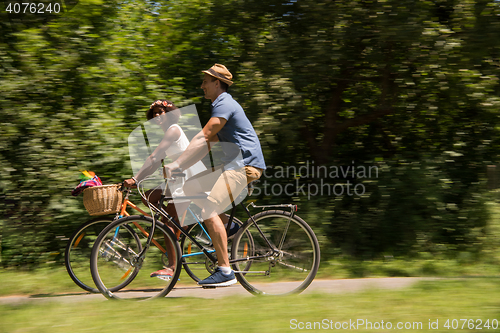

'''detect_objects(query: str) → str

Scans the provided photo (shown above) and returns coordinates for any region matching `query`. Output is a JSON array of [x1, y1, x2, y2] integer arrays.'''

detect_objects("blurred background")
[[1, 0, 500, 275]]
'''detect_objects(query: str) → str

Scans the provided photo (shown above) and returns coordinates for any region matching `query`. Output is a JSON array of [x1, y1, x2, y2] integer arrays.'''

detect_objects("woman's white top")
[[165, 124, 206, 199]]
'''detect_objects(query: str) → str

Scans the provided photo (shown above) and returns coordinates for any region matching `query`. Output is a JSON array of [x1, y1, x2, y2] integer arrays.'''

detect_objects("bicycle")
[[65, 184, 243, 293], [89, 175, 320, 300]]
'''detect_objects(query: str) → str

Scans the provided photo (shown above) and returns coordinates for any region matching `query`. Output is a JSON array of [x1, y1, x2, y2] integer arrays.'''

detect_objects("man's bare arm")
[[165, 117, 226, 174]]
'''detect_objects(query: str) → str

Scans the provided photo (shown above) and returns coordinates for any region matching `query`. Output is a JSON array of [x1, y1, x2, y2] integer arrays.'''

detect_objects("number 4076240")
[[5, 2, 61, 14], [444, 319, 499, 330]]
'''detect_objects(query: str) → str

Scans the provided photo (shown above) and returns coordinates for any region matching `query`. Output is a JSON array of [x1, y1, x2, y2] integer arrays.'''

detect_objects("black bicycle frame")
[[140, 183, 299, 267], [146, 193, 237, 264]]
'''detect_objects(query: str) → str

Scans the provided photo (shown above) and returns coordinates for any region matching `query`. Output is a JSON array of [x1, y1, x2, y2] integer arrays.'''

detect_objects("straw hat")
[[202, 64, 234, 86]]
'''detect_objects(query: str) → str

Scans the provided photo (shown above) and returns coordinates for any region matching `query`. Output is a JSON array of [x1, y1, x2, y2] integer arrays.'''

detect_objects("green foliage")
[[1, 0, 500, 266], [0, 0, 187, 266], [227, 0, 500, 259], [329, 158, 489, 258]]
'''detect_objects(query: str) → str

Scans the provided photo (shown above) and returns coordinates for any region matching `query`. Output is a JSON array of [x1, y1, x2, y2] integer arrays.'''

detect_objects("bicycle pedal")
[[201, 286, 217, 289]]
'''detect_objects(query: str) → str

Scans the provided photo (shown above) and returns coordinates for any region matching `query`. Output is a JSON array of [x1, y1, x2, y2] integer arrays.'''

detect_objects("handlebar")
[[170, 168, 186, 178], [119, 181, 134, 195]]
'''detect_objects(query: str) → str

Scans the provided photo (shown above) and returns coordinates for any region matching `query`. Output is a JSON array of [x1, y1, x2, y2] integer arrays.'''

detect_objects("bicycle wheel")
[[180, 215, 249, 282], [231, 210, 320, 295], [90, 215, 181, 300], [65, 217, 141, 293]]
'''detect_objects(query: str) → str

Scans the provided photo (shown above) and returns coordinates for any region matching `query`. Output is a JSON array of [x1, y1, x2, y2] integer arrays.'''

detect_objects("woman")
[[124, 100, 205, 279]]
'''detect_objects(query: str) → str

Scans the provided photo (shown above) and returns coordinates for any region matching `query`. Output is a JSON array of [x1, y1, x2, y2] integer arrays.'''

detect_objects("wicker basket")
[[83, 184, 123, 216]]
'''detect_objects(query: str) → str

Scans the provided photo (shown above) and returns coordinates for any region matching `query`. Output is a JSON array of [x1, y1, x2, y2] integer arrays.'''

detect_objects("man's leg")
[[202, 211, 230, 267], [183, 167, 258, 286], [194, 169, 247, 286], [203, 166, 262, 269], [193, 204, 236, 286]]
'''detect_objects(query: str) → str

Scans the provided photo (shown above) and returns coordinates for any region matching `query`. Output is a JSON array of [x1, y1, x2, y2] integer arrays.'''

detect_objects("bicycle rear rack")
[[246, 202, 297, 215]]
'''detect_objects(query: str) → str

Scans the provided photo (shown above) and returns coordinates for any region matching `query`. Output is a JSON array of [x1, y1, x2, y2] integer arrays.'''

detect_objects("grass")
[[2, 254, 500, 298], [2, 200, 500, 331], [0, 265, 224, 297], [316, 255, 500, 279], [1, 278, 500, 332]]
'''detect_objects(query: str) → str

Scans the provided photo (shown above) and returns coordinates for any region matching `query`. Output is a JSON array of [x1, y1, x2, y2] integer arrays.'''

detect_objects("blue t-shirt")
[[211, 92, 266, 170]]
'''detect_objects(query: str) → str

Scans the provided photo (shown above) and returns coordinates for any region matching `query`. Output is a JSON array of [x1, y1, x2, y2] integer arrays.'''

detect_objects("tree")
[[209, 0, 500, 258], [0, 0, 190, 266], [1, 0, 499, 266]]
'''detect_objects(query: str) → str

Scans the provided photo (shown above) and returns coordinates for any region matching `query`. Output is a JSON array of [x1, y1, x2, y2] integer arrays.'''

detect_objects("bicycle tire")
[[90, 215, 181, 300], [65, 217, 141, 293], [180, 214, 249, 282], [231, 210, 320, 295]]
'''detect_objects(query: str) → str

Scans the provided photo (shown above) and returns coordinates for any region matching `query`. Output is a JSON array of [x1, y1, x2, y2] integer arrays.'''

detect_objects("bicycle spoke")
[[277, 218, 291, 251]]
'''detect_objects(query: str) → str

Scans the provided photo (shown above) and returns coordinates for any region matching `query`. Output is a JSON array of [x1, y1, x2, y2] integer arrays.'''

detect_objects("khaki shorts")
[[182, 165, 262, 217]]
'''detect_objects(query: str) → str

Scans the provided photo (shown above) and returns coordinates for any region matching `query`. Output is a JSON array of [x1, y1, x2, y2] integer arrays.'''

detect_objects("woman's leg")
[[143, 189, 179, 277]]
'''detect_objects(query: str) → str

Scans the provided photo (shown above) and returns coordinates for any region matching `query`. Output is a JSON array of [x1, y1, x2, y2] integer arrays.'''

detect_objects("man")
[[163, 63, 266, 287]]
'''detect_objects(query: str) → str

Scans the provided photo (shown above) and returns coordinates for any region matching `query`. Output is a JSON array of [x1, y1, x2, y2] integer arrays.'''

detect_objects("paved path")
[[0, 277, 429, 304]]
